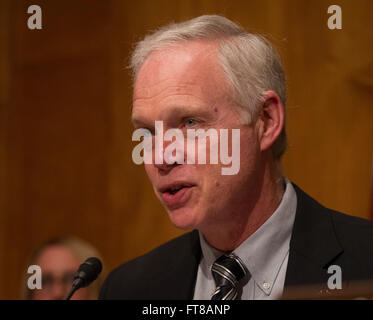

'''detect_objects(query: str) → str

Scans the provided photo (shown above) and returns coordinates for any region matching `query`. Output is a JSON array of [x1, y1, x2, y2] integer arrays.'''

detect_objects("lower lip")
[[162, 186, 194, 209]]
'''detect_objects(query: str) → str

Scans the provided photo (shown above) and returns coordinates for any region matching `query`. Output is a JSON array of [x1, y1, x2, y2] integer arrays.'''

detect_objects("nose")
[[153, 133, 185, 172], [154, 161, 179, 173], [154, 145, 181, 172]]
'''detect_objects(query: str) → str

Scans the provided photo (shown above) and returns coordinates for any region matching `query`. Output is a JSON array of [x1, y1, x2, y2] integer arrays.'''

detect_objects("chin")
[[167, 207, 201, 230]]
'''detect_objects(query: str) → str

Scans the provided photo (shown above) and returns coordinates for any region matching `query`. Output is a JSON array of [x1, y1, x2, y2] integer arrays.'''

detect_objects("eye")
[[184, 119, 197, 127]]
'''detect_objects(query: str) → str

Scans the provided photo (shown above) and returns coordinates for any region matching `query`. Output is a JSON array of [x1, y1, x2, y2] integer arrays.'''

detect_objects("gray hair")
[[130, 15, 287, 159]]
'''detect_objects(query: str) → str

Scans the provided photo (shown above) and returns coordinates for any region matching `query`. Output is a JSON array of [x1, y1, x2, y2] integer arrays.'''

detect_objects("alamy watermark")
[[327, 264, 342, 290], [327, 5, 342, 30], [27, 265, 42, 290], [26, 4, 341, 31], [27, 5, 42, 30], [132, 121, 240, 175]]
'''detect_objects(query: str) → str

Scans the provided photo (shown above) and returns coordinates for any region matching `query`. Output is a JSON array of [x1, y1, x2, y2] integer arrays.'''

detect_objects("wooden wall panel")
[[0, 0, 372, 299], [3, 0, 113, 299], [0, 0, 11, 299]]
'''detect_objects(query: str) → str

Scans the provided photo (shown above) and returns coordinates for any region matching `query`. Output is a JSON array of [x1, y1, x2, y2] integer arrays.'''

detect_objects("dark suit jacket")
[[99, 184, 373, 299]]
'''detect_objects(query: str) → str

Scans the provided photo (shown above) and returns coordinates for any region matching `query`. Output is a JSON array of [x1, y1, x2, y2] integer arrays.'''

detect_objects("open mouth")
[[166, 185, 187, 195], [161, 182, 194, 195], [160, 183, 195, 207]]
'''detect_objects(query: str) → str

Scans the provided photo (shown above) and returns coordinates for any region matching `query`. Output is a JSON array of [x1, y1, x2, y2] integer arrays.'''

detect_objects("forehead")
[[133, 41, 230, 105], [36, 245, 79, 273]]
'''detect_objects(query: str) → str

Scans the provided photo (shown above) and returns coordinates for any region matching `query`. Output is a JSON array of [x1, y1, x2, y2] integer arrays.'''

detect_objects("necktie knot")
[[211, 253, 247, 300]]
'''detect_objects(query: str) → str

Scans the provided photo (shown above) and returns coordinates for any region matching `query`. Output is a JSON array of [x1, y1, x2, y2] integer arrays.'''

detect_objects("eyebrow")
[[164, 103, 217, 120], [131, 104, 214, 128], [162, 105, 197, 119], [131, 115, 153, 129]]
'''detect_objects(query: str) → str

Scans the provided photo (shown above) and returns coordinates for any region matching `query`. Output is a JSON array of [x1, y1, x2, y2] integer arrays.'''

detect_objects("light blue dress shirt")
[[193, 179, 297, 300]]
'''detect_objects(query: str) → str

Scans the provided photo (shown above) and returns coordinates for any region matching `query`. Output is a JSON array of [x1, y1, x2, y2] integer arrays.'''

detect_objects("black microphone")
[[64, 257, 102, 300]]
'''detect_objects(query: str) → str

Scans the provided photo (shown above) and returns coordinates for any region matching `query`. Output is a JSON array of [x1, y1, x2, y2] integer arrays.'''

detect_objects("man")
[[99, 15, 373, 300]]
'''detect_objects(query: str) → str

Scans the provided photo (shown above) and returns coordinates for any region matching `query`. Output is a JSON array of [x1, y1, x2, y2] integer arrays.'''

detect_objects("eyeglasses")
[[41, 271, 75, 290]]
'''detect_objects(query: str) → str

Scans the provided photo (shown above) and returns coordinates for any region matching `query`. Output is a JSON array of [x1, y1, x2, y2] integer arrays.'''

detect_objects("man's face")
[[132, 41, 262, 234]]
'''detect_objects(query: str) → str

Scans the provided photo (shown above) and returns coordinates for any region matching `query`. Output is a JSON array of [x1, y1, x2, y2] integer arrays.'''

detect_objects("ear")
[[257, 90, 285, 153]]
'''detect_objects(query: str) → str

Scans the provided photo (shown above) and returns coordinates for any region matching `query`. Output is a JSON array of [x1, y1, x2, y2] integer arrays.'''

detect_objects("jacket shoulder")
[[99, 230, 200, 299], [293, 182, 373, 279], [286, 183, 373, 292], [331, 208, 373, 228], [329, 209, 373, 253], [293, 182, 373, 239]]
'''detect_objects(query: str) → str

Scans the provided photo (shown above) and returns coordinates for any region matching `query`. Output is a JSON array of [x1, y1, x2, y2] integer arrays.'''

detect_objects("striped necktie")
[[211, 253, 247, 300]]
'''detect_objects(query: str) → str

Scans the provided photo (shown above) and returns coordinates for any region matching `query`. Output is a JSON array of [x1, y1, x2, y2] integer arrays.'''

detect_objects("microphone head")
[[74, 257, 102, 288]]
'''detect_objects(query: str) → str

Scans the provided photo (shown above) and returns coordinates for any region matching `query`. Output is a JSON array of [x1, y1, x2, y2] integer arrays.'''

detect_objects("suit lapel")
[[283, 183, 343, 296]]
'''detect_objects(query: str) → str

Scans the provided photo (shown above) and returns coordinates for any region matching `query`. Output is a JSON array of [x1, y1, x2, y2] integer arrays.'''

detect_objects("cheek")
[[240, 129, 260, 162], [196, 162, 220, 182], [195, 164, 224, 203]]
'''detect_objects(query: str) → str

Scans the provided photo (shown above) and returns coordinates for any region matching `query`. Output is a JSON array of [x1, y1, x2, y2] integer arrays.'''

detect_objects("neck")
[[201, 160, 285, 251]]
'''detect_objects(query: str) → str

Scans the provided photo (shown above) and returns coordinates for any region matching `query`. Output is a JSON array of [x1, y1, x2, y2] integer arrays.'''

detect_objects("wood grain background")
[[0, 0, 372, 299]]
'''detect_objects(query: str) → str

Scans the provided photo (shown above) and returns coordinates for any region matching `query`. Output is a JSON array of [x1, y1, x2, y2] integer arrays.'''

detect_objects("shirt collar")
[[198, 178, 297, 296]]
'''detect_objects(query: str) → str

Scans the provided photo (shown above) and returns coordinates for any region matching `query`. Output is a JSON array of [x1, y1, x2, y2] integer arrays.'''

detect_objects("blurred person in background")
[[21, 236, 104, 300]]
